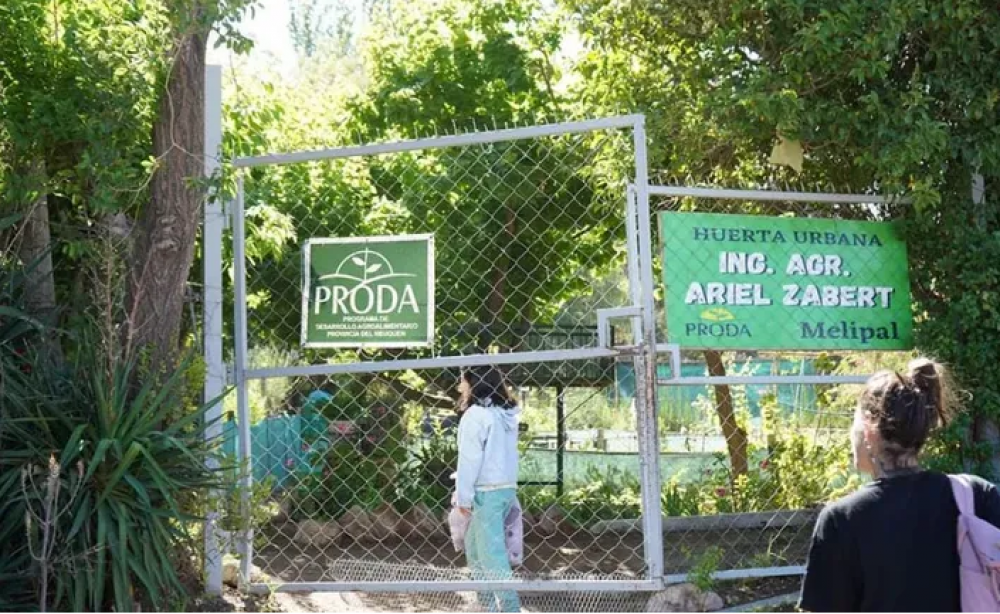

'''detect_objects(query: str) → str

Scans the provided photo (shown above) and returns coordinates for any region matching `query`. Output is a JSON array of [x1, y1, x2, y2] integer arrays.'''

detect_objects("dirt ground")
[[196, 521, 811, 612], [190, 576, 801, 613], [255, 520, 812, 582]]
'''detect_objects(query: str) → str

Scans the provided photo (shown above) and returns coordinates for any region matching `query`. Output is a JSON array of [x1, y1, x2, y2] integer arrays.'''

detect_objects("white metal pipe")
[[645, 184, 911, 205], [659, 375, 869, 386], [234, 115, 644, 168], [592, 508, 818, 534], [665, 566, 805, 584], [247, 579, 664, 594], [654, 342, 681, 354], [625, 186, 644, 345], [232, 174, 254, 581], [632, 117, 666, 580], [245, 347, 620, 380], [626, 183, 659, 584], [202, 63, 225, 597]]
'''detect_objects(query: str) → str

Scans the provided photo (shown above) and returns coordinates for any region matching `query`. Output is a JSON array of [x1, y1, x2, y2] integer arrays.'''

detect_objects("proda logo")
[[312, 248, 421, 315], [685, 307, 751, 338]]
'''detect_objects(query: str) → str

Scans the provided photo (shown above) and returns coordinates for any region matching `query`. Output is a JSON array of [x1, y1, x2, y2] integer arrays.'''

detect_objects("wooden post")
[[556, 385, 566, 497]]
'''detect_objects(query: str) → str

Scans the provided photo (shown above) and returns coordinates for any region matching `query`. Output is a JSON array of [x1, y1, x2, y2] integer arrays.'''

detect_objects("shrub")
[[0, 335, 228, 611], [514, 414, 859, 530], [661, 476, 702, 517], [700, 414, 861, 515], [561, 466, 643, 525], [394, 425, 459, 512], [289, 442, 385, 520], [689, 546, 723, 592]]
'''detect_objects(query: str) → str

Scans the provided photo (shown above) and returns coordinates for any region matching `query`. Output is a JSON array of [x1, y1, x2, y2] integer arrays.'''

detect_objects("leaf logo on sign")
[[320, 248, 415, 286], [700, 308, 735, 322]]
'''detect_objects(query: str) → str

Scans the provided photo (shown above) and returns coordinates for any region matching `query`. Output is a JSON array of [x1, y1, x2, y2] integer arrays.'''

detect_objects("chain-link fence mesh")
[[237, 362, 653, 587], [242, 127, 637, 362], [653, 377, 861, 574]]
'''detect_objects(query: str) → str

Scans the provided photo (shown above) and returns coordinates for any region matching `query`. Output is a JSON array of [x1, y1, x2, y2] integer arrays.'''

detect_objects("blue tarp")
[[221, 415, 311, 489]]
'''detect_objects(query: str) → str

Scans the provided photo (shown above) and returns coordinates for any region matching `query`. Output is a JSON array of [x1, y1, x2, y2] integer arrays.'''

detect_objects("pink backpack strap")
[[949, 474, 975, 516]]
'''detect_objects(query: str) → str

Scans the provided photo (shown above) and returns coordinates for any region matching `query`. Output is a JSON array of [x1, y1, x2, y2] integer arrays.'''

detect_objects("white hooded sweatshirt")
[[454, 400, 520, 509]]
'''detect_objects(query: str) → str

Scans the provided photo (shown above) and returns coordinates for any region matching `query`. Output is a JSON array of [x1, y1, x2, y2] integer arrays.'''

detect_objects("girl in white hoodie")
[[455, 366, 521, 613]]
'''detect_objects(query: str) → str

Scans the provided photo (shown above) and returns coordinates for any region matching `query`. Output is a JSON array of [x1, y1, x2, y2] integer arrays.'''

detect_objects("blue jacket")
[[455, 401, 520, 509]]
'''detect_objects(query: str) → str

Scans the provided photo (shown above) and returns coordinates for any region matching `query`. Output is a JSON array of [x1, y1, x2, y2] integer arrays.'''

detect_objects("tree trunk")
[[705, 350, 749, 478], [17, 180, 57, 323], [11, 160, 62, 362], [482, 260, 506, 349], [127, 23, 207, 373], [480, 204, 516, 351]]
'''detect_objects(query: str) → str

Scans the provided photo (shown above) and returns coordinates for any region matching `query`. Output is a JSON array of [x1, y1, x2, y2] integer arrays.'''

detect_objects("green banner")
[[302, 235, 434, 348], [660, 212, 913, 350]]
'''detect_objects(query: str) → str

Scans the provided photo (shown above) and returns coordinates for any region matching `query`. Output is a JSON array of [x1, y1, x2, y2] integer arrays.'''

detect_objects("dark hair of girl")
[[859, 357, 953, 465], [458, 365, 516, 413]]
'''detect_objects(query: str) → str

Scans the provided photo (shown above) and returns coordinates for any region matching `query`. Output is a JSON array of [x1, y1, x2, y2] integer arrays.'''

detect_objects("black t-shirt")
[[799, 471, 1000, 612]]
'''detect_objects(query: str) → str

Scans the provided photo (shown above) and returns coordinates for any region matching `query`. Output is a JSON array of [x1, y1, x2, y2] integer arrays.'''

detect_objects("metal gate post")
[[631, 117, 666, 583], [556, 385, 566, 497], [202, 64, 224, 596], [232, 174, 254, 582]]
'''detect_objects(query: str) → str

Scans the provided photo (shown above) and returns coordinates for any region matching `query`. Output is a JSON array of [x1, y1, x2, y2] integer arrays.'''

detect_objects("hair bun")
[[907, 358, 939, 390], [906, 357, 949, 430]]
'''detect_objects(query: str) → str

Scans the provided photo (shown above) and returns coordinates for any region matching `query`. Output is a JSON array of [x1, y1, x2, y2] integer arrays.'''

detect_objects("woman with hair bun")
[[799, 358, 1000, 612]]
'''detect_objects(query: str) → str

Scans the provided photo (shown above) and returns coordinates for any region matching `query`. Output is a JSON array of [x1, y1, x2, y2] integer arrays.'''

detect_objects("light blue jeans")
[[466, 488, 521, 612]]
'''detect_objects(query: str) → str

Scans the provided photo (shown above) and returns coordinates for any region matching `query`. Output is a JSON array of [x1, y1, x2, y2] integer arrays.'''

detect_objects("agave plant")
[[0, 229, 48, 611], [0, 332, 229, 611]]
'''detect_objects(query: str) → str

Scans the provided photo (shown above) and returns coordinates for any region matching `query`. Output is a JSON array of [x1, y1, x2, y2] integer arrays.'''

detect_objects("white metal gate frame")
[[646, 183, 911, 583], [227, 115, 668, 594], [205, 105, 916, 593]]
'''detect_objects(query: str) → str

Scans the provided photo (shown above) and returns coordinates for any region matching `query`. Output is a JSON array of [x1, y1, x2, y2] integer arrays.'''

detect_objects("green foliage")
[[689, 546, 723, 593], [213, 466, 277, 540], [0, 0, 167, 330], [661, 476, 702, 518], [559, 466, 642, 525], [702, 413, 862, 515], [0, 337, 227, 611], [4, 3, 1000, 607], [521, 386, 634, 433], [0, 0, 167, 207], [289, 0, 356, 58], [289, 401, 407, 519], [0, 253, 44, 610], [524, 466, 694, 527], [568, 0, 1000, 474], [396, 426, 460, 512], [290, 442, 385, 520], [350, 0, 563, 136], [515, 416, 859, 532], [223, 0, 625, 361]]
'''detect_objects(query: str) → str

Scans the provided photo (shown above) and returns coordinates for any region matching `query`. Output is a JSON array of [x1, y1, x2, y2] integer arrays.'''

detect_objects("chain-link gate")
[[226, 115, 667, 607]]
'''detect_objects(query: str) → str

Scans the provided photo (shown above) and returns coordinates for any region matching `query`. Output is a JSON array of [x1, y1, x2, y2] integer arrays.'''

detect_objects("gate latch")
[[595, 306, 642, 349]]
